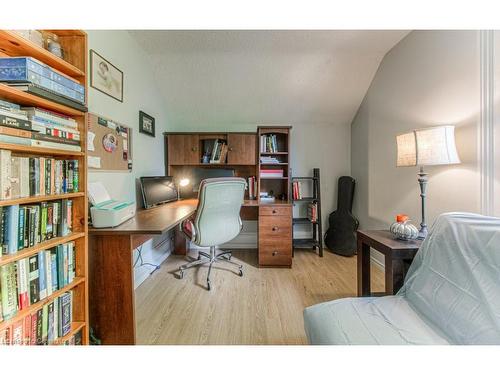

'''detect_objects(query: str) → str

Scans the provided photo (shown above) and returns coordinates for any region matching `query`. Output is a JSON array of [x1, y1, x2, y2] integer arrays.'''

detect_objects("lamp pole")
[[417, 166, 428, 239]]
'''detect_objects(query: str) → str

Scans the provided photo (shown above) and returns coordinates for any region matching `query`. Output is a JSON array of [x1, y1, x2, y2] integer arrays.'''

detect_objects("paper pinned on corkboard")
[[87, 113, 132, 172]]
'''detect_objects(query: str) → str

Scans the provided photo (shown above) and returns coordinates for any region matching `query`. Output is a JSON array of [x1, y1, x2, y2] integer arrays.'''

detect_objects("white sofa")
[[304, 213, 500, 344]]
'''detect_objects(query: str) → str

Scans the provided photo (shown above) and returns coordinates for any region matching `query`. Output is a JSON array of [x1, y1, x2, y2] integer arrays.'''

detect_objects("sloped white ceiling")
[[129, 30, 409, 128]]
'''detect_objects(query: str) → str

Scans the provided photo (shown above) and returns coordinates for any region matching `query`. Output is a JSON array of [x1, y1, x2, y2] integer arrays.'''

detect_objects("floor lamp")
[[396, 125, 461, 239]]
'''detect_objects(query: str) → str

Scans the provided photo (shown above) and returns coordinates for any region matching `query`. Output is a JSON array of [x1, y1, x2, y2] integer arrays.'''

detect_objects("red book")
[[11, 319, 23, 345], [17, 258, 29, 311], [23, 314, 31, 345], [30, 311, 38, 345], [0, 326, 11, 345]]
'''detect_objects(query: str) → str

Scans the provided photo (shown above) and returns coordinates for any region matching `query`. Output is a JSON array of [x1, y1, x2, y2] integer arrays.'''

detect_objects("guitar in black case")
[[324, 176, 359, 256]]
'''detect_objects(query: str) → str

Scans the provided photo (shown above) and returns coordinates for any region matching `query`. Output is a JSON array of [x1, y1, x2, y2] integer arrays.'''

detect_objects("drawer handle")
[[272, 226, 278, 231], [272, 210, 277, 214], [272, 251, 278, 256], [229, 147, 234, 151], [191, 147, 197, 152]]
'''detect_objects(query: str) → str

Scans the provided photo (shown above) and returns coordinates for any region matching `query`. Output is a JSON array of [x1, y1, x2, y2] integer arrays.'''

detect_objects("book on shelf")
[[0, 99, 32, 131], [307, 202, 318, 223], [28, 254, 40, 305], [5, 83, 88, 113], [0, 113, 32, 131], [205, 139, 228, 164], [0, 150, 11, 199], [0, 122, 80, 145], [260, 156, 280, 164], [0, 150, 79, 200], [0, 57, 86, 104], [23, 107, 79, 130], [292, 181, 304, 200], [17, 257, 29, 310], [0, 104, 81, 141], [260, 169, 284, 178], [0, 242, 76, 320], [260, 134, 279, 153], [0, 199, 73, 257], [0, 262, 17, 320]]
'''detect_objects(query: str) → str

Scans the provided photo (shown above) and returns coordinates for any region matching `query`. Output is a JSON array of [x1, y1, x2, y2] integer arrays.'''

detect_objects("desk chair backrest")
[[399, 212, 500, 344], [192, 177, 246, 247]]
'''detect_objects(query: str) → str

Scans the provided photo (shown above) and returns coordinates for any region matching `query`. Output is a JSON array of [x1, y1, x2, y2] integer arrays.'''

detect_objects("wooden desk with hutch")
[[165, 126, 293, 267], [88, 126, 293, 345]]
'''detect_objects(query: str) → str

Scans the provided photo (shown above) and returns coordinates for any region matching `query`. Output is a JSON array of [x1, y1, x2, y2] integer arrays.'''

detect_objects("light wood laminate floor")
[[135, 249, 384, 344]]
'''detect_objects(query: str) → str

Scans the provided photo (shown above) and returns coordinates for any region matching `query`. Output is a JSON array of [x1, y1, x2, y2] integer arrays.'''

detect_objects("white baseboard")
[[133, 234, 173, 289]]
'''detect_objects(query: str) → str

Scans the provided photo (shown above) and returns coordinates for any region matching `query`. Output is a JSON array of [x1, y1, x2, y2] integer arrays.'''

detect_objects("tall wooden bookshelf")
[[257, 126, 291, 203], [0, 30, 88, 344]]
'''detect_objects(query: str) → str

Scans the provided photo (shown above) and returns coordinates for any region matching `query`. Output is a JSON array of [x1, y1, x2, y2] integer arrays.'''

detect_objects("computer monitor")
[[140, 176, 178, 209]]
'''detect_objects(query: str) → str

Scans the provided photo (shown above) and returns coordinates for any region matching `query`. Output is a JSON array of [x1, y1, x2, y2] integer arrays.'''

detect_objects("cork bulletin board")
[[87, 113, 132, 171]]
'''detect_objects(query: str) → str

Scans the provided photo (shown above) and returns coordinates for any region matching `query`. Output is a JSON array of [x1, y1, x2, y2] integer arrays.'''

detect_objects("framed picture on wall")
[[139, 111, 155, 137], [90, 49, 124, 102]]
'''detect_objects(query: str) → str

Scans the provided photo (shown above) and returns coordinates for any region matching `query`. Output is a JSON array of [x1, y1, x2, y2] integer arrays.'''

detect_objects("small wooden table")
[[357, 230, 422, 297]]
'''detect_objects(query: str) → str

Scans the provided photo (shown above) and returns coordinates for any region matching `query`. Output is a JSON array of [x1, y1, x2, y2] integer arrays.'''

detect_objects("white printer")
[[88, 182, 136, 228]]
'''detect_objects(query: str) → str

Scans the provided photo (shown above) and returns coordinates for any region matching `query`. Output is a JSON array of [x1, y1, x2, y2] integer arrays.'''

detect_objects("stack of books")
[[0, 149, 79, 200], [0, 100, 81, 152], [292, 181, 303, 199], [260, 134, 279, 153], [260, 156, 281, 164], [247, 176, 257, 199], [24, 107, 81, 149], [206, 139, 228, 164], [0, 199, 73, 256], [0, 57, 87, 112], [308, 202, 318, 223], [0, 291, 76, 345], [260, 169, 284, 178]]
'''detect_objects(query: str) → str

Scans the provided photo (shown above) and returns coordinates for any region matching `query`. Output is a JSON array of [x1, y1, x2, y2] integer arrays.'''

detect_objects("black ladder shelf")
[[291, 168, 323, 257]]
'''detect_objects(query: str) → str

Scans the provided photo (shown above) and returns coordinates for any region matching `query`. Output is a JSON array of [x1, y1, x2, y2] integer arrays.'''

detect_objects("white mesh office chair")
[[178, 177, 246, 291]]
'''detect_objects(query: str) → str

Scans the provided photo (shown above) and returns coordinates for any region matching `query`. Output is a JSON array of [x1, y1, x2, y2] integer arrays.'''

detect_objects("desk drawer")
[[258, 215, 291, 240], [259, 205, 292, 216], [259, 245, 292, 267]]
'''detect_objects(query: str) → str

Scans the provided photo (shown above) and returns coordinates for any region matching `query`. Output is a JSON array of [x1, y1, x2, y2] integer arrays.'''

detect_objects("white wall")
[[86, 30, 172, 287], [351, 31, 480, 262], [291, 123, 351, 237]]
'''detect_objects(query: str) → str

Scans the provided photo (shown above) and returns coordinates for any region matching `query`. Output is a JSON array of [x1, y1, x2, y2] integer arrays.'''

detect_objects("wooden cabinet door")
[[168, 134, 199, 165], [227, 134, 256, 165]]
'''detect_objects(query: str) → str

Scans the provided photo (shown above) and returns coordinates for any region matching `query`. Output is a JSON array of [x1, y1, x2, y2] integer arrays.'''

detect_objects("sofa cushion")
[[304, 296, 450, 345]]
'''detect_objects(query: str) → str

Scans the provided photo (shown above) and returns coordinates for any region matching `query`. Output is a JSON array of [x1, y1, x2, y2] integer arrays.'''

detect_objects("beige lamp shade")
[[396, 125, 461, 167]]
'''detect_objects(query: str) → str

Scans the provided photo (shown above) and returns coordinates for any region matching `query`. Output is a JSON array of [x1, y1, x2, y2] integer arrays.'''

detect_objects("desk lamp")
[[396, 125, 460, 239], [177, 178, 190, 200]]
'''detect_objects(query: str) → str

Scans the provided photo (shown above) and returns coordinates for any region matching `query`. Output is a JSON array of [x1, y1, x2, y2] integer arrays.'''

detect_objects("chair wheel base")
[[179, 270, 184, 279], [239, 268, 243, 277]]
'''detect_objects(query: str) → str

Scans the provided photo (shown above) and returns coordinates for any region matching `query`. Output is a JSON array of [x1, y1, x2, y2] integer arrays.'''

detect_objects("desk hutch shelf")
[[0, 30, 88, 345], [164, 126, 294, 268]]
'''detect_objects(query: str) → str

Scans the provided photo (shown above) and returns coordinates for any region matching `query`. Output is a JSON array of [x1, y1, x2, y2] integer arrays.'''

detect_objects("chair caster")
[[207, 280, 211, 291], [239, 267, 243, 277], [228, 254, 232, 261], [197, 254, 201, 261], [179, 269, 184, 279]]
